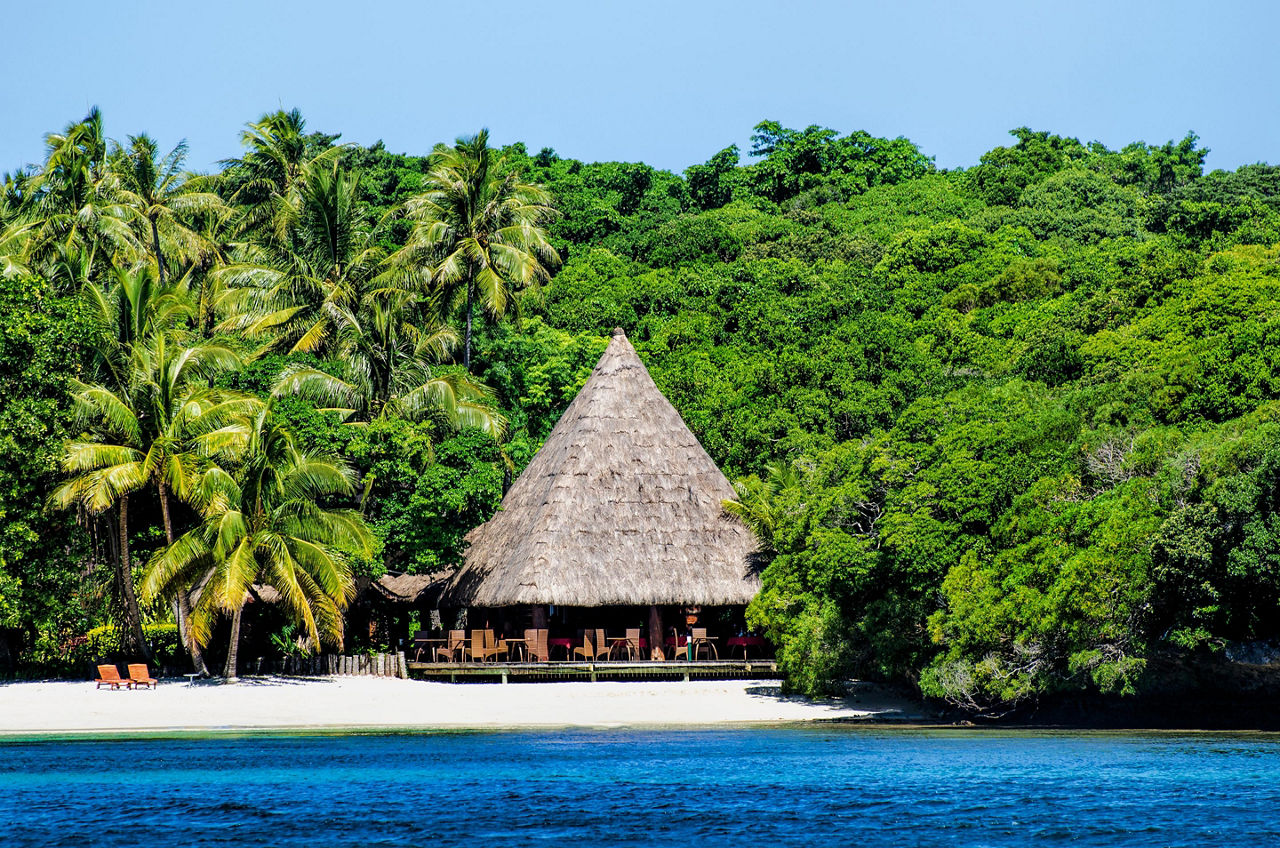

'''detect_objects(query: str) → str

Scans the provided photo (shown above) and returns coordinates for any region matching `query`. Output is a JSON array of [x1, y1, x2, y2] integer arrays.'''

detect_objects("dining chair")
[[435, 629, 465, 663], [690, 627, 717, 660]]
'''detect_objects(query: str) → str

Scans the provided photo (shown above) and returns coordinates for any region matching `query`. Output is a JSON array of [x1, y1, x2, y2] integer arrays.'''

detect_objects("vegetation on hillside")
[[3, 111, 1280, 712]]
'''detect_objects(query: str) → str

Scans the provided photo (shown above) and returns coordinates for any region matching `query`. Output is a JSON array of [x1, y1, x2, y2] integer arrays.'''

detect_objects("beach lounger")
[[96, 664, 130, 690], [127, 664, 159, 689]]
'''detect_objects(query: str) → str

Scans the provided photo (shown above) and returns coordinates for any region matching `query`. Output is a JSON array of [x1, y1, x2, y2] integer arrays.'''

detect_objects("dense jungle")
[[3, 109, 1279, 712]]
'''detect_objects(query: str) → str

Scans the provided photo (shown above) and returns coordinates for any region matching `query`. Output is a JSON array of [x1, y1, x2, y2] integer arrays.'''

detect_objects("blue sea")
[[2, 728, 1278, 846]]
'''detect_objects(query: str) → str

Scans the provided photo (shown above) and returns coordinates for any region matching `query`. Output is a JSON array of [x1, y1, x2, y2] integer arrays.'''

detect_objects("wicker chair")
[[468, 629, 502, 663], [690, 627, 717, 660], [620, 627, 642, 660], [524, 628, 550, 662], [489, 630, 509, 662], [434, 630, 466, 663], [573, 629, 610, 661]]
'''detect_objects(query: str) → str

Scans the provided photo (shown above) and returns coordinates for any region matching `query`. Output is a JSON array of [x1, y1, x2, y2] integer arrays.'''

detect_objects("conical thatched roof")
[[443, 328, 760, 608]]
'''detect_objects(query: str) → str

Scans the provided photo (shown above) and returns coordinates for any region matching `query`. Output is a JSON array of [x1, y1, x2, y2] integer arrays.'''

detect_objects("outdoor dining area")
[[413, 626, 772, 665]]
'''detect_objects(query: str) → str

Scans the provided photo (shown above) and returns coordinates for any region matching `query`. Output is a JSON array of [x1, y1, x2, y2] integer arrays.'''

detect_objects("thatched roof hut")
[[357, 572, 454, 606], [442, 328, 760, 608]]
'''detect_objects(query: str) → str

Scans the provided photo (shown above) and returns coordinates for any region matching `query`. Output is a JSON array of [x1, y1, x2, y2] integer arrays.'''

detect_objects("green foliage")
[[0, 273, 98, 666], [7, 110, 1280, 711], [381, 431, 506, 573], [743, 120, 935, 206], [50, 622, 181, 677]]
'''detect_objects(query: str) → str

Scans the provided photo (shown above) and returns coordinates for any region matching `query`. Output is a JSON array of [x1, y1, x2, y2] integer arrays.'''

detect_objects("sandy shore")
[[0, 677, 921, 735]]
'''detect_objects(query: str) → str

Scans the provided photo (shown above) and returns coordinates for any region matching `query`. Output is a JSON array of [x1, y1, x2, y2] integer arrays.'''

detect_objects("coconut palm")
[[723, 461, 803, 555], [386, 129, 560, 369], [215, 160, 383, 354], [143, 405, 372, 680], [219, 108, 345, 247], [271, 290, 505, 435], [22, 108, 142, 281], [52, 284, 249, 669], [108, 133, 228, 286], [0, 170, 37, 276], [80, 265, 193, 391]]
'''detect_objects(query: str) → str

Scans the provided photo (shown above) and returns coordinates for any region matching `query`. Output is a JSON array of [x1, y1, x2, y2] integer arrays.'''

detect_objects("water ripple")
[[3, 729, 1280, 846]]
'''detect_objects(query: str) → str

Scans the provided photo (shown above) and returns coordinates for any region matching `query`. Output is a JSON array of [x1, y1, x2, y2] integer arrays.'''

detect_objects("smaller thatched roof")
[[443, 328, 760, 608], [247, 573, 454, 608], [354, 572, 455, 606]]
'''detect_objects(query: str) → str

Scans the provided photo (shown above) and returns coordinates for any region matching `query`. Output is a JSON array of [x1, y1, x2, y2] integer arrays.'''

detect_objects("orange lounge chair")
[[96, 664, 130, 690], [127, 664, 159, 689]]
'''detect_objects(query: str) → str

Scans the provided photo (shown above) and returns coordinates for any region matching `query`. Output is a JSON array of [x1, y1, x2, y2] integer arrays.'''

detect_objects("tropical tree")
[[22, 108, 141, 282], [219, 108, 345, 246], [50, 327, 249, 670], [142, 405, 372, 680], [272, 290, 506, 435], [108, 133, 228, 285], [723, 461, 804, 556], [216, 160, 383, 353], [387, 129, 560, 369]]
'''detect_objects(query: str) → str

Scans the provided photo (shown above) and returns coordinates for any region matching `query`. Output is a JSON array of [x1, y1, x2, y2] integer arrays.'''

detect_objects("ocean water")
[[2, 728, 1278, 846]]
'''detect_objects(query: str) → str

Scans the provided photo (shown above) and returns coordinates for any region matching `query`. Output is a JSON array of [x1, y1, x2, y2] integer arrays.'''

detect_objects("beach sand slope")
[[0, 677, 921, 735]]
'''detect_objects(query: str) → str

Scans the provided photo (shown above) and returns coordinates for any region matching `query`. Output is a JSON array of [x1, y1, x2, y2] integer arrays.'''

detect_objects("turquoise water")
[[2, 728, 1278, 846]]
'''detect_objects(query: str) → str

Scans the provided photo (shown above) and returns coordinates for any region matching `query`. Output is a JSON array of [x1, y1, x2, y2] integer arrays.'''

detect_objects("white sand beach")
[[0, 677, 921, 735]]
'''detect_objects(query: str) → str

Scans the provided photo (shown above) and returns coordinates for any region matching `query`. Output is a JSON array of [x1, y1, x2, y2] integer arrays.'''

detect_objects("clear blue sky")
[[3, 1, 1277, 175]]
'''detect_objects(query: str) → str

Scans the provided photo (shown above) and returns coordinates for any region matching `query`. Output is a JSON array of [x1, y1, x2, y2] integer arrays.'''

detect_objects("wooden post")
[[648, 605, 665, 661], [531, 605, 548, 629]]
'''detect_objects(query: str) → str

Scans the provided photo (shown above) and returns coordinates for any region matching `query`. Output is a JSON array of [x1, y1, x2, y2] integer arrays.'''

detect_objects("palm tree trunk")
[[150, 215, 166, 285], [159, 482, 209, 676], [464, 282, 474, 371], [225, 603, 243, 682], [117, 495, 150, 660]]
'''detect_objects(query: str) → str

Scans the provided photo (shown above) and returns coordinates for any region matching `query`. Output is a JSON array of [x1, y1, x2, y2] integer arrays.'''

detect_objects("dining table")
[[606, 636, 649, 660], [548, 637, 574, 660], [413, 637, 448, 662], [501, 637, 527, 662], [726, 636, 767, 658]]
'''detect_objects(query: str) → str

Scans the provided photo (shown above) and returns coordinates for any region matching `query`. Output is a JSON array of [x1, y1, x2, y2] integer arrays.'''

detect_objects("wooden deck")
[[407, 659, 779, 683]]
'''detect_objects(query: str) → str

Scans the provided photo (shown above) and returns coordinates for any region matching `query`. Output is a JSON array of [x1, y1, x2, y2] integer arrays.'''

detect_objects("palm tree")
[[219, 108, 345, 246], [51, 329, 249, 670], [108, 134, 228, 286], [271, 290, 506, 435], [22, 108, 142, 282], [723, 461, 803, 555], [387, 129, 560, 370], [0, 169, 37, 276], [143, 405, 372, 680], [80, 265, 192, 390], [215, 161, 383, 354]]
